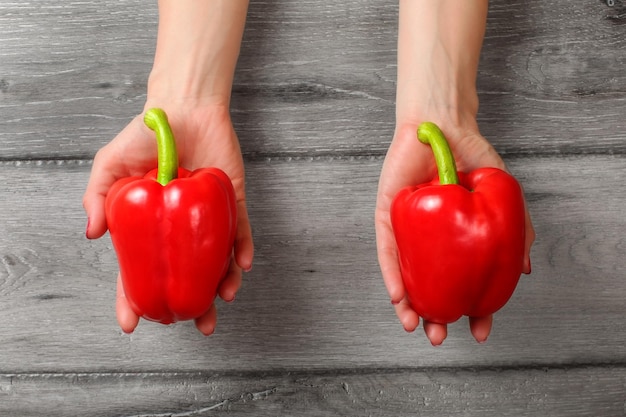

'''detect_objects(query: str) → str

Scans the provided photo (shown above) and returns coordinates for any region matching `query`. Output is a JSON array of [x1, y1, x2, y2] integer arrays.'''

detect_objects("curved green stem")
[[417, 122, 459, 185], [144, 108, 179, 186]]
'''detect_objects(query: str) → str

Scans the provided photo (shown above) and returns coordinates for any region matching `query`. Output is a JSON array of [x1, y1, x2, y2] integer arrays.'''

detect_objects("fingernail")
[[391, 299, 400, 305], [525, 258, 532, 274], [85, 217, 91, 239], [201, 326, 215, 337], [243, 265, 252, 273]]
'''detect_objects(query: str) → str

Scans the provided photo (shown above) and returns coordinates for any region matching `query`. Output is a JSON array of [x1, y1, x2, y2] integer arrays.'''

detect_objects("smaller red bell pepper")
[[105, 108, 237, 325], [391, 122, 526, 324]]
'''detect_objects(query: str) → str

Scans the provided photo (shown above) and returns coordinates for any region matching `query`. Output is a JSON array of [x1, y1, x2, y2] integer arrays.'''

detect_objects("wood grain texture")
[[478, 1, 626, 155], [0, 0, 157, 159], [1, 0, 625, 414], [0, 156, 624, 374], [0, 0, 624, 160], [2, 366, 625, 417]]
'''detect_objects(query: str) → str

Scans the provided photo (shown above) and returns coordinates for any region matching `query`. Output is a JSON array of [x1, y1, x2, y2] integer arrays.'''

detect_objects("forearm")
[[147, 0, 249, 107], [396, 0, 488, 127]]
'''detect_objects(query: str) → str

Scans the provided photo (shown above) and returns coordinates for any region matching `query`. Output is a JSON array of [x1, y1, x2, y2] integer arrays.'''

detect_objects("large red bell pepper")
[[105, 108, 237, 325], [391, 122, 526, 324]]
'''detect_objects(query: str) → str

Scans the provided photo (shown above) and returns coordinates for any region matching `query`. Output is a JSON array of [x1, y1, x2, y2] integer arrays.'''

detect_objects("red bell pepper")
[[391, 122, 526, 324], [105, 108, 237, 325]]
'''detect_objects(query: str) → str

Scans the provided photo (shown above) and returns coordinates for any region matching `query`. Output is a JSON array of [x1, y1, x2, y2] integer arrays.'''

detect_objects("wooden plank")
[[478, 1, 626, 155], [0, 155, 624, 373], [0, 0, 157, 158], [2, 366, 625, 416], [0, 0, 623, 414], [0, 0, 624, 160]]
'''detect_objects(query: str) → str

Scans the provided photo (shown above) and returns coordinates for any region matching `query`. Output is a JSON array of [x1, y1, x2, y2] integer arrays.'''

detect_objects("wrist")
[[394, 101, 482, 156], [395, 0, 487, 135], [395, 80, 480, 137], [395, 86, 479, 131], [146, 65, 232, 108], [146, 0, 248, 107]]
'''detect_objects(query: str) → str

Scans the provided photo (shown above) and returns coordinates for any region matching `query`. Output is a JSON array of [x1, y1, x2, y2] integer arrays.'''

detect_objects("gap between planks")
[[3, 361, 626, 379]]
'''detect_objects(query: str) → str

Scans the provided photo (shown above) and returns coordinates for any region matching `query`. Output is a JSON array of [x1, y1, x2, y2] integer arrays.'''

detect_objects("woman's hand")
[[375, 121, 535, 345], [377, 0, 535, 345], [83, 103, 253, 334]]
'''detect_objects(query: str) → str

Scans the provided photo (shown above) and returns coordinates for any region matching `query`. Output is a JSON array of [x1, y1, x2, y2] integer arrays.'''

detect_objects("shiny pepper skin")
[[391, 122, 526, 324], [105, 109, 237, 325]]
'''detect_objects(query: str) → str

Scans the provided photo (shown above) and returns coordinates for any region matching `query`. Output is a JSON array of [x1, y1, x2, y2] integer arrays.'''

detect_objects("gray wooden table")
[[1, 1, 625, 416]]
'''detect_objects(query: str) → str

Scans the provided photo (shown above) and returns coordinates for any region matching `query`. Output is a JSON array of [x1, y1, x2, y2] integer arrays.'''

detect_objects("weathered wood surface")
[[1, 0, 624, 159], [3, 366, 626, 417], [0, 0, 625, 415], [1, 155, 625, 372]]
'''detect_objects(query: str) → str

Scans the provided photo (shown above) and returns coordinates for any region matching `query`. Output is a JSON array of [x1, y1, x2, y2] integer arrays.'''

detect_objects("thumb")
[[83, 116, 155, 239], [83, 150, 115, 239], [83, 144, 130, 239], [83, 178, 109, 239]]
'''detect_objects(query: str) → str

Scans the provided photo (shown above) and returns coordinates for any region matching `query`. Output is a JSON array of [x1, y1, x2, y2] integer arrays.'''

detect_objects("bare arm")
[[376, 0, 534, 345], [84, 0, 253, 335], [147, 0, 249, 107], [395, 0, 488, 128]]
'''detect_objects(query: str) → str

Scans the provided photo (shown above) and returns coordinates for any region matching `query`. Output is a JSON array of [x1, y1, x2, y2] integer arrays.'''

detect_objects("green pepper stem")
[[144, 108, 179, 186], [417, 122, 459, 185]]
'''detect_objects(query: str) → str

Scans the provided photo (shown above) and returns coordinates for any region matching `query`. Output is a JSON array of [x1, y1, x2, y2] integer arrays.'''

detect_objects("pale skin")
[[84, 0, 535, 342], [375, 0, 535, 345], [83, 0, 253, 335]]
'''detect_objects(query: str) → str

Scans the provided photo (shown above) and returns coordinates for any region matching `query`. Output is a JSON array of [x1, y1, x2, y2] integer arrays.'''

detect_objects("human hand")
[[375, 122, 535, 346], [83, 103, 253, 335]]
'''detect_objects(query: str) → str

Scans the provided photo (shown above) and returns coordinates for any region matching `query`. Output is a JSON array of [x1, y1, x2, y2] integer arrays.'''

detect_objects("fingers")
[[423, 321, 448, 346], [404, 313, 491, 346], [218, 257, 243, 303], [198, 258, 238, 336], [394, 293, 448, 346], [523, 207, 536, 274], [115, 271, 224, 336], [420, 316, 493, 346], [115, 274, 140, 334], [379, 247, 405, 304], [192, 257, 240, 335], [394, 298, 419, 332], [469, 315, 492, 343], [83, 149, 116, 239], [396, 301, 449, 347], [375, 213, 405, 304], [234, 199, 254, 272], [83, 117, 155, 240], [194, 304, 218, 336]]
